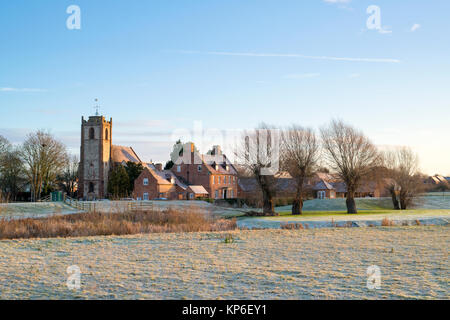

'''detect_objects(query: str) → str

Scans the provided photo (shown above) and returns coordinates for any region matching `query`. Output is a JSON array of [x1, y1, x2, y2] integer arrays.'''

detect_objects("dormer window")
[[215, 164, 219, 171], [226, 165, 229, 171]]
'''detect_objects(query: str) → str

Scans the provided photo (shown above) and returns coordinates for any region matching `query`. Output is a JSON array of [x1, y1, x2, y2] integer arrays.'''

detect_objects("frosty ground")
[[0, 226, 448, 299]]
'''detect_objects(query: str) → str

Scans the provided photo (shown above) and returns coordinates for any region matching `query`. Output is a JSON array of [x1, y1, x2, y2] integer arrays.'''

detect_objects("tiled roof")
[[111, 145, 141, 163], [187, 185, 209, 195], [202, 154, 238, 175]]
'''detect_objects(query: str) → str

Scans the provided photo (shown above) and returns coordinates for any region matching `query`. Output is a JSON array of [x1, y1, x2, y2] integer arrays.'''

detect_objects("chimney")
[[155, 163, 163, 171], [212, 145, 222, 155]]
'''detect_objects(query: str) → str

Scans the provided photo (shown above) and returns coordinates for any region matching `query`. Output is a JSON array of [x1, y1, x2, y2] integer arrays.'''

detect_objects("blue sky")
[[0, 0, 449, 175]]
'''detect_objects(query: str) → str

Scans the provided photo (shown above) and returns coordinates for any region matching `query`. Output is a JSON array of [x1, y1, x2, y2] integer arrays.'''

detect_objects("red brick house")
[[171, 144, 238, 199], [133, 163, 187, 200]]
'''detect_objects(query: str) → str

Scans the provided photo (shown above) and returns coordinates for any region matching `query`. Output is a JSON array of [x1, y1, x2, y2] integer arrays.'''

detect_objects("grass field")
[[0, 226, 447, 299]]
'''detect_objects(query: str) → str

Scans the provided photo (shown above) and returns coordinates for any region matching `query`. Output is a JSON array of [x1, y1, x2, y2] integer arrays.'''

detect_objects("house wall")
[[172, 155, 238, 199]]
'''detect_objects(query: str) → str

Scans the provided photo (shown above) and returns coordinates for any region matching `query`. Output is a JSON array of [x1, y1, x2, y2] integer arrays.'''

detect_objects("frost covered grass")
[[0, 226, 447, 299], [0, 208, 236, 240]]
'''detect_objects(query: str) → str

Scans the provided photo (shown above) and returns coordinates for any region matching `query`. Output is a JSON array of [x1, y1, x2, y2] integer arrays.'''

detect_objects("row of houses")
[[79, 115, 447, 202]]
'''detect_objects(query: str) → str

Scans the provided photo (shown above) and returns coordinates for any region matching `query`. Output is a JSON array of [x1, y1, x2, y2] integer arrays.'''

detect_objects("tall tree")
[[20, 130, 68, 201], [383, 147, 423, 210], [0, 137, 26, 201], [281, 125, 319, 215], [58, 155, 79, 198], [321, 120, 380, 214], [107, 165, 130, 199], [124, 161, 144, 194], [235, 124, 280, 215]]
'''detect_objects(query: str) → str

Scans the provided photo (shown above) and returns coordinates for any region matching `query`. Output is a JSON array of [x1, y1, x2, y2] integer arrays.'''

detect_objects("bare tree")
[[320, 120, 380, 214], [235, 124, 280, 215], [281, 125, 319, 215], [383, 147, 423, 210], [20, 130, 68, 201], [58, 155, 79, 198], [0, 135, 9, 155], [0, 146, 25, 201]]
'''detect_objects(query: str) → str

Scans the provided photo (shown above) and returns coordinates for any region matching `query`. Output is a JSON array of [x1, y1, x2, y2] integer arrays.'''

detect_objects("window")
[[215, 190, 219, 199], [105, 128, 109, 140], [88, 182, 95, 193], [197, 165, 202, 172], [231, 190, 234, 198], [224, 176, 227, 184], [233, 176, 236, 183], [229, 176, 231, 184], [89, 128, 95, 139], [218, 176, 221, 184], [177, 165, 181, 172], [143, 178, 149, 186], [213, 176, 215, 184], [143, 193, 149, 200], [190, 193, 194, 199]]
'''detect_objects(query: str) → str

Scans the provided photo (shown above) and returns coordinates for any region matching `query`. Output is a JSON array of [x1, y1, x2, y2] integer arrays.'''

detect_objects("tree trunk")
[[390, 190, 400, 210], [292, 198, 304, 215], [346, 193, 357, 214], [262, 196, 275, 215]]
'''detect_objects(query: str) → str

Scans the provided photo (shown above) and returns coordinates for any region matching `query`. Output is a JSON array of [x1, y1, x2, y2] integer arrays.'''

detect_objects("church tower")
[[79, 115, 112, 200]]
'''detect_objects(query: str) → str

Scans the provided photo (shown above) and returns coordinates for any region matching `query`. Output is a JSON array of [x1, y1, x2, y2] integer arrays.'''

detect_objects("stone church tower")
[[78, 115, 112, 200]]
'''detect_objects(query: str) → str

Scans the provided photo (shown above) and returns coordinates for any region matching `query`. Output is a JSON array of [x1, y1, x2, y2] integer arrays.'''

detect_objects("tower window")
[[89, 128, 95, 139], [105, 128, 109, 140], [88, 182, 95, 193]]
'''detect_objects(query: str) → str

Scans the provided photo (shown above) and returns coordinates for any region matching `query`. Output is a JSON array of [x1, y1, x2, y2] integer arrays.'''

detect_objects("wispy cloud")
[[0, 87, 47, 93], [349, 73, 360, 79], [179, 50, 401, 63], [411, 24, 421, 32], [284, 73, 320, 79]]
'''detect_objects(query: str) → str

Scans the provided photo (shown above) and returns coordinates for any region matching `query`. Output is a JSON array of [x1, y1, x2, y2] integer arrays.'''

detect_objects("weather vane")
[[94, 98, 100, 116]]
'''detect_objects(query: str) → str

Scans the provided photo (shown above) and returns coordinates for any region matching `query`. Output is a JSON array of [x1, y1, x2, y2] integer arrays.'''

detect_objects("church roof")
[[111, 145, 141, 163]]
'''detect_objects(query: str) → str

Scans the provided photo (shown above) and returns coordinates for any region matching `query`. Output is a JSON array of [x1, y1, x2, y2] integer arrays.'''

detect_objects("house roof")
[[111, 145, 141, 163], [201, 154, 238, 175], [187, 185, 209, 194], [141, 163, 188, 189], [314, 180, 334, 191], [238, 177, 260, 192]]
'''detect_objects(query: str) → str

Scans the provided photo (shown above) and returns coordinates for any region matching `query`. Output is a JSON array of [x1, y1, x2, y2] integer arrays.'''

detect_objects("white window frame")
[[177, 165, 181, 172], [215, 190, 219, 199], [143, 178, 149, 186], [143, 193, 149, 201]]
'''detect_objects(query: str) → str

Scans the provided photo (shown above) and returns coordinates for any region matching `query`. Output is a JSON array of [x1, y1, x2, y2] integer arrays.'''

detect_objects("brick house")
[[171, 144, 238, 199], [133, 163, 188, 200]]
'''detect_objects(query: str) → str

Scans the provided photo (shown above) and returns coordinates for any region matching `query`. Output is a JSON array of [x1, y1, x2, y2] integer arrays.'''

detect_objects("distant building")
[[133, 163, 188, 200], [171, 144, 239, 199], [78, 114, 141, 200], [424, 175, 449, 190]]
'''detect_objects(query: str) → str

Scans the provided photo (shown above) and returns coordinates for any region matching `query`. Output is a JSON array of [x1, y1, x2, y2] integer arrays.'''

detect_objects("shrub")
[[0, 207, 237, 240], [381, 218, 395, 227]]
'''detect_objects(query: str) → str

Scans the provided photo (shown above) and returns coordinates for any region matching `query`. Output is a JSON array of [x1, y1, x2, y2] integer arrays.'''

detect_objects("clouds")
[[180, 51, 401, 63], [0, 87, 47, 93], [411, 24, 421, 32]]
